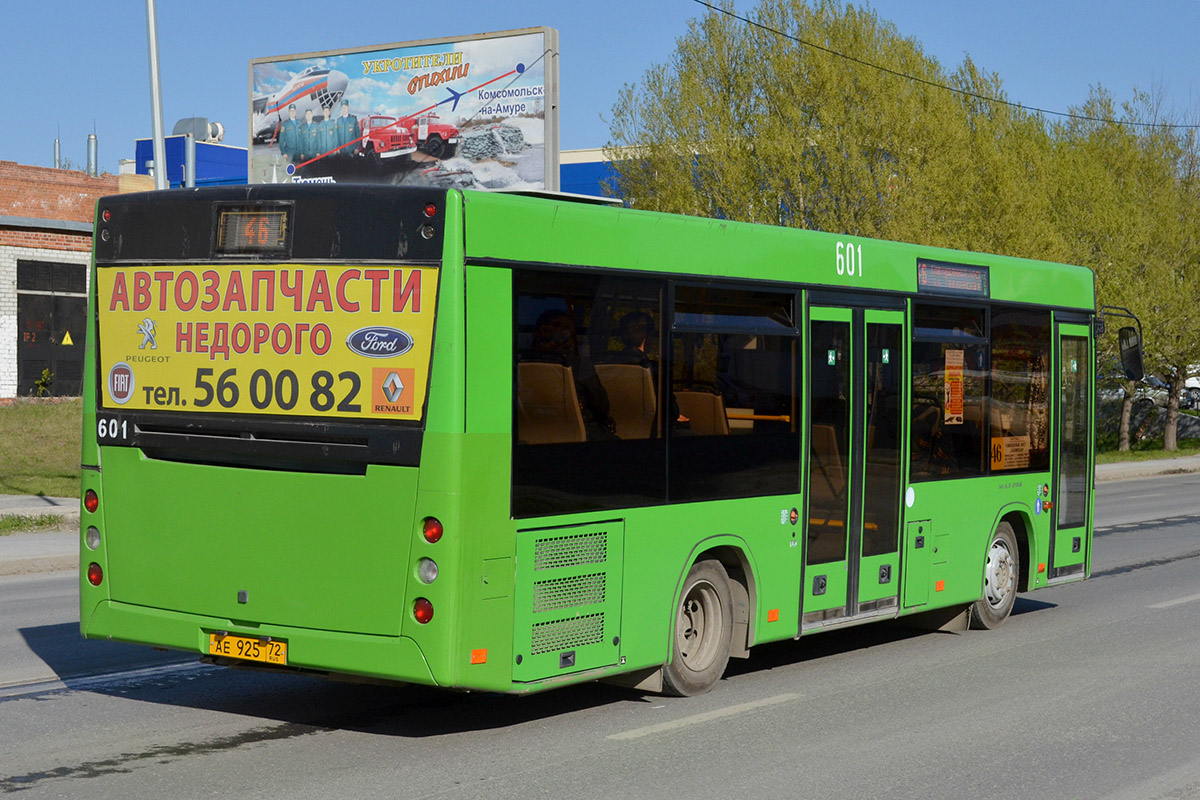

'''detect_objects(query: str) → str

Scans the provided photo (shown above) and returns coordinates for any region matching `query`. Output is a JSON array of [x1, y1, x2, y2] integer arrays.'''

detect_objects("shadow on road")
[[1011, 596, 1056, 616], [10, 595, 1061, 750], [15, 621, 193, 684]]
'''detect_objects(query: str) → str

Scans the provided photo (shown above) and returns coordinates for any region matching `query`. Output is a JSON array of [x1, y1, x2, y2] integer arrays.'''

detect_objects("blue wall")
[[134, 136, 248, 187], [560, 158, 619, 199]]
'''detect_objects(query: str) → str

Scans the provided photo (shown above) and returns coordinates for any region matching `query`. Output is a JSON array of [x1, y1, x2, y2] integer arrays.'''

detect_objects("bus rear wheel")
[[970, 521, 1019, 630], [663, 560, 733, 696]]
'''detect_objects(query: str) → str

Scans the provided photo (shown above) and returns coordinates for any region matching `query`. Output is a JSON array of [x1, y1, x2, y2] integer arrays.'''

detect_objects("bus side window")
[[511, 270, 668, 517], [989, 308, 1050, 472], [669, 286, 801, 503], [911, 304, 987, 480]]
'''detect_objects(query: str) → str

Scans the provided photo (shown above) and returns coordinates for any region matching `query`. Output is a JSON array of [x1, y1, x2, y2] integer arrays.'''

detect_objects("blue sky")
[[6, 0, 1199, 173]]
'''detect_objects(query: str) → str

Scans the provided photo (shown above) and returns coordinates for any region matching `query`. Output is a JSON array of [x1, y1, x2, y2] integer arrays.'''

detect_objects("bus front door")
[[1049, 324, 1093, 581], [803, 307, 904, 630]]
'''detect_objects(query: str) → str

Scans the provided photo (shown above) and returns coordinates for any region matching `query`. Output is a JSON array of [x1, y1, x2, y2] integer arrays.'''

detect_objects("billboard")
[[249, 27, 559, 190]]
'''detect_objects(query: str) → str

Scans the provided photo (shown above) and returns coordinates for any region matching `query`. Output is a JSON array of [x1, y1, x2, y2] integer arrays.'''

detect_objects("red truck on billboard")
[[413, 113, 460, 159], [360, 116, 418, 160], [360, 114, 460, 161]]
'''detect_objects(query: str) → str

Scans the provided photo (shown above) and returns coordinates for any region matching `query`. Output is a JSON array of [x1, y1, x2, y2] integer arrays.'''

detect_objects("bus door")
[[803, 306, 904, 629], [1049, 323, 1093, 581]]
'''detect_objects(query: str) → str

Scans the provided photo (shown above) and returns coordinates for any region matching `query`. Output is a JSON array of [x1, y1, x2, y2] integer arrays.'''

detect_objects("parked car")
[[1134, 375, 1172, 408], [359, 115, 417, 160], [1131, 374, 1198, 411], [1187, 370, 1200, 409]]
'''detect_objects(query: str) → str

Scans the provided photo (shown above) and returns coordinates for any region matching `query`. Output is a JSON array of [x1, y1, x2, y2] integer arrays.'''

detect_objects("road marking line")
[[607, 692, 799, 740], [0, 661, 210, 699], [1149, 593, 1200, 610]]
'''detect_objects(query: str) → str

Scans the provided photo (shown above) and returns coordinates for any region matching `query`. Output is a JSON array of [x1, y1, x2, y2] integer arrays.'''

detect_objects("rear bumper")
[[83, 600, 438, 686]]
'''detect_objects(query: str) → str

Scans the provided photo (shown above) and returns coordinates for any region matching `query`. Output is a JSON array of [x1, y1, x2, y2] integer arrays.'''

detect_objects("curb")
[[0, 554, 76, 577], [1095, 457, 1200, 483]]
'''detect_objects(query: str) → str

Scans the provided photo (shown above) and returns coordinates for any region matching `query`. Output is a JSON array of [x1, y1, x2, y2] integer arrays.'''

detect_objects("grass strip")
[[0, 514, 67, 535]]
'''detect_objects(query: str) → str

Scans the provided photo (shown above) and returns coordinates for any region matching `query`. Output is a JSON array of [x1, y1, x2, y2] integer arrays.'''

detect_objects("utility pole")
[[146, 0, 168, 190]]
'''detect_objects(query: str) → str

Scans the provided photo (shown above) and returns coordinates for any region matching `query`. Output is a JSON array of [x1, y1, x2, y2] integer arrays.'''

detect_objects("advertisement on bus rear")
[[96, 264, 438, 422], [249, 27, 559, 191]]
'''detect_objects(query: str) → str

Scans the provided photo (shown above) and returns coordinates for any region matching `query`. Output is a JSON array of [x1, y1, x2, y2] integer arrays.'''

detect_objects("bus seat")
[[675, 390, 730, 436], [517, 362, 586, 444], [595, 363, 656, 440]]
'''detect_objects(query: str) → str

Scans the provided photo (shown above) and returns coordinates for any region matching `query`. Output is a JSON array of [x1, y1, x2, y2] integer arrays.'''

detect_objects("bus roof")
[[461, 189, 1095, 312]]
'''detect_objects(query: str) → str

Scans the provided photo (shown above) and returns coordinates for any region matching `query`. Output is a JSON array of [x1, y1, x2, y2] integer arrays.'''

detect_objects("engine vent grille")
[[515, 522, 623, 681], [533, 531, 607, 571], [532, 572, 606, 613], [530, 613, 605, 655]]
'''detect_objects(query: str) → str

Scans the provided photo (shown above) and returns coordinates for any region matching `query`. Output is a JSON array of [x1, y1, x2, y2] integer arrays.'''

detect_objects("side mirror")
[[1118, 326, 1145, 381]]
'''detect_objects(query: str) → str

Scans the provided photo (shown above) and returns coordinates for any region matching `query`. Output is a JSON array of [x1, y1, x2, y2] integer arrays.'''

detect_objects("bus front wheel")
[[970, 521, 1019, 629], [663, 560, 733, 696]]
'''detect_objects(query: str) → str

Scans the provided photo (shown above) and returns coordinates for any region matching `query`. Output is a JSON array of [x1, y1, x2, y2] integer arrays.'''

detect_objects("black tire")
[[424, 135, 446, 159], [662, 560, 733, 696], [970, 521, 1019, 630]]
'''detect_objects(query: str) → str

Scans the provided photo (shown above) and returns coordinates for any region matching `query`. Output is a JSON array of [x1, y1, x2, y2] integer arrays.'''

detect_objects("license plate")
[[208, 632, 287, 665]]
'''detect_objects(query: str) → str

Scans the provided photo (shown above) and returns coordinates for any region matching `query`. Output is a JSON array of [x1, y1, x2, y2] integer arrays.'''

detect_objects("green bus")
[[80, 184, 1127, 696]]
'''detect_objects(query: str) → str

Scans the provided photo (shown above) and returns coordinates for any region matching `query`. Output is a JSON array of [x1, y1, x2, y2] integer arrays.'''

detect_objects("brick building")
[[0, 162, 151, 397]]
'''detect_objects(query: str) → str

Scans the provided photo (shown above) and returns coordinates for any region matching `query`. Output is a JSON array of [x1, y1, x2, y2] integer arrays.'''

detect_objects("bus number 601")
[[836, 241, 863, 278], [97, 417, 129, 442]]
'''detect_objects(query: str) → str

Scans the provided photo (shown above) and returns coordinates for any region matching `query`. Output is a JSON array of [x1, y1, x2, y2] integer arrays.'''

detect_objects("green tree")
[[1054, 88, 1200, 451], [608, 1, 1065, 262], [608, 1, 1200, 454]]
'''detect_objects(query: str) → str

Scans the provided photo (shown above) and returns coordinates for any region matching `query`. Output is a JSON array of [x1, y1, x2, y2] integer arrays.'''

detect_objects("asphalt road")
[[2, 475, 1200, 799]]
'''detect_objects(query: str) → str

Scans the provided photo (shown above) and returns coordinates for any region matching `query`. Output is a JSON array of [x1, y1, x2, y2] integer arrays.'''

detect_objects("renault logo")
[[382, 371, 405, 403]]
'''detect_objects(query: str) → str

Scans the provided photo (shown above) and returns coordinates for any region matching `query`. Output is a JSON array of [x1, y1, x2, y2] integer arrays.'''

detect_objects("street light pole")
[[146, 0, 168, 190]]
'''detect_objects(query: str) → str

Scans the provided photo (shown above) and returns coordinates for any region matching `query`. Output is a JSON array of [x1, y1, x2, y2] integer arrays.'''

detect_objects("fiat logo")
[[107, 362, 135, 404]]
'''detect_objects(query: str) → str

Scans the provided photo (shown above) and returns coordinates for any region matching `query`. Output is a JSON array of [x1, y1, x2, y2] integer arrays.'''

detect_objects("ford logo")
[[346, 326, 414, 358]]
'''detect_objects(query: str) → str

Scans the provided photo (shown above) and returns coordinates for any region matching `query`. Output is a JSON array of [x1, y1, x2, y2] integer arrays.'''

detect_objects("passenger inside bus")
[[601, 311, 687, 434], [524, 309, 615, 440]]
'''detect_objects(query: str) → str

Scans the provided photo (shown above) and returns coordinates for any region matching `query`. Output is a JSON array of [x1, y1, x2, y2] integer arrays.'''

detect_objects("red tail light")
[[422, 517, 443, 544], [423, 202, 437, 218], [413, 598, 434, 624], [84, 490, 99, 514], [87, 562, 104, 586]]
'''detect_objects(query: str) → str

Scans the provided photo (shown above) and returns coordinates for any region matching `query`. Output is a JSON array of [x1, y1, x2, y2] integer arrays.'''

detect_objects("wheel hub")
[[677, 580, 721, 671], [984, 540, 1015, 608]]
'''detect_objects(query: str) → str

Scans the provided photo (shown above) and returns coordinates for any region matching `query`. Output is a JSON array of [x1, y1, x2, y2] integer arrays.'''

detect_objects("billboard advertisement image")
[[249, 27, 558, 190]]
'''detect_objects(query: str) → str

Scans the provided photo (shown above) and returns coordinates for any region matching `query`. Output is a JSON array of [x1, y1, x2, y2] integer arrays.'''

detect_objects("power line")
[[690, 0, 1200, 131]]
